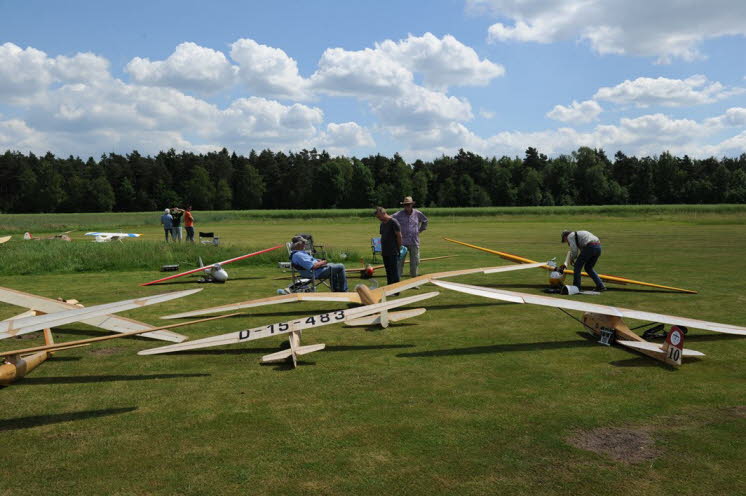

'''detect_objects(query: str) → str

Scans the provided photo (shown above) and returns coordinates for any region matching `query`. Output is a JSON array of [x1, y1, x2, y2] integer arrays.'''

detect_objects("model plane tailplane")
[[260, 344, 326, 365], [346, 308, 427, 327]]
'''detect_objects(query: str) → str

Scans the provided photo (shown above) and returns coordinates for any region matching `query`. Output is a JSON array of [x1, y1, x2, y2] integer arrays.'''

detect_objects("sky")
[[1, 0, 745, 161]]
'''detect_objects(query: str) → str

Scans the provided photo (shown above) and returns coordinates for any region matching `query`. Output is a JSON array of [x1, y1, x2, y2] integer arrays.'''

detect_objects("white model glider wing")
[[161, 292, 363, 320], [0, 286, 187, 342], [140, 291, 439, 355], [381, 262, 545, 297], [616, 340, 705, 357], [0, 288, 202, 339], [85, 232, 141, 237], [432, 280, 746, 336]]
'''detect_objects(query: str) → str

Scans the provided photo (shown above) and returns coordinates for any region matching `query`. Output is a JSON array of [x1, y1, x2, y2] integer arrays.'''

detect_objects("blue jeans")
[[307, 263, 348, 292], [573, 244, 604, 289]]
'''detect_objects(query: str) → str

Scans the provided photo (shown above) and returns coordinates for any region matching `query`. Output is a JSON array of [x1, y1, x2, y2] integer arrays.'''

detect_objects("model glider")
[[24, 231, 72, 242], [140, 292, 439, 368], [0, 236, 10, 244], [161, 262, 546, 324], [444, 237, 697, 294], [0, 313, 232, 386], [0, 286, 190, 343], [344, 255, 456, 278], [141, 245, 283, 286], [0, 287, 202, 341], [85, 232, 142, 242], [432, 280, 746, 366]]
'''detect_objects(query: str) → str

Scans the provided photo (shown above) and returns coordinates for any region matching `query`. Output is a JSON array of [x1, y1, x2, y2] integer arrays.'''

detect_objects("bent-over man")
[[559, 230, 606, 292]]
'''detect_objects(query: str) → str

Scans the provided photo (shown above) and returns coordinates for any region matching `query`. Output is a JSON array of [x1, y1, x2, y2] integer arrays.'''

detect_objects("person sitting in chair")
[[290, 237, 348, 292]]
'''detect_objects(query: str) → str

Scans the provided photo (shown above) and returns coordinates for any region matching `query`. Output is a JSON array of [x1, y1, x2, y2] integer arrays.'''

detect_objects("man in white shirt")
[[559, 230, 606, 292]]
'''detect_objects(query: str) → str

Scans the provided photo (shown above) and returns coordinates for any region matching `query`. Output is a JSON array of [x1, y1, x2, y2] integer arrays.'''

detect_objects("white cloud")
[[322, 122, 375, 148], [471, 0, 746, 63], [377, 32, 504, 90], [311, 47, 414, 98], [547, 100, 602, 123], [704, 107, 746, 128], [594, 75, 744, 107], [371, 86, 473, 130], [126, 42, 237, 94], [479, 109, 495, 119], [229, 39, 310, 100]]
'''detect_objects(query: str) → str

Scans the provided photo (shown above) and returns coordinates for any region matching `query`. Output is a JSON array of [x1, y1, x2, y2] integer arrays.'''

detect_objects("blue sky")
[[1, 0, 745, 160]]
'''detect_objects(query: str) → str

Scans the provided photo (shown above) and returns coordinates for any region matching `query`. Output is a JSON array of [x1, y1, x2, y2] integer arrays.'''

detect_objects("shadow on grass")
[[0, 407, 137, 431], [146, 275, 264, 286], [15, 373, 210, 386], [48, 356, 82, 362], [397, 339, 596, 358], [168, 344, 414, 356]]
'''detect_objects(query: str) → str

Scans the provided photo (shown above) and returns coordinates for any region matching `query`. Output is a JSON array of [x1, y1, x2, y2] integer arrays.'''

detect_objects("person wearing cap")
[[375, 206, 402, 285], [559, 230, 606, 292], [160, 208, 174, 242], [392, 196, 428, 279], [289, 237, 348, 292]]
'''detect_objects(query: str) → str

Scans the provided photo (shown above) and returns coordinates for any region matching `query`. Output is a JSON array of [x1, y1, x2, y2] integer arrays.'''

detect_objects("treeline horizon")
[[1, 146, 745, 213]]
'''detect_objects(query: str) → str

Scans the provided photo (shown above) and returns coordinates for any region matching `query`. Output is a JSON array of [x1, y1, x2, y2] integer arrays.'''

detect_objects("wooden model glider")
[[141, 245, 283, 286], [0, 236, 10, 244], [444, 237, 697, 294], [140, 292, 439, 368], [432, 280, 746, 367], [0, 314, 232, 386], [85, 232, 142, 242], [161, 263, 546, 324], [344, 255, 456, 278], [0, 287, 201, 342], [24, 231, 72, 242]]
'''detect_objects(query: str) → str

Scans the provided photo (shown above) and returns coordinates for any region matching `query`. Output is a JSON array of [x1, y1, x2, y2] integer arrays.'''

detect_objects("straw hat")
[[400, 196, 415, 205]]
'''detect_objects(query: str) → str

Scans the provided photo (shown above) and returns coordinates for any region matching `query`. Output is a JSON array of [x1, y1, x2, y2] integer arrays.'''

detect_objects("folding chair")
[[371, 237, 382, 262], [199, 232, 219, 245]]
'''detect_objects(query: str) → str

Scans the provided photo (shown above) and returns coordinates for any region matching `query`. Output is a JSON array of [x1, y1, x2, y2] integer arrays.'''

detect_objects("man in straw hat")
[[392, 196, 428, 278]]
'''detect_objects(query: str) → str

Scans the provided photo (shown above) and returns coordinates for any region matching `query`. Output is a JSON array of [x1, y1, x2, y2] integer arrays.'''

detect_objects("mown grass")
[[1, 212, 745, 495], [1, 204, 745, 234]]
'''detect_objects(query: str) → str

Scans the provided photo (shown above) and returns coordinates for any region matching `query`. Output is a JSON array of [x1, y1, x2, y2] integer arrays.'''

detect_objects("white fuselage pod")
[[208, 264, 229, 283]]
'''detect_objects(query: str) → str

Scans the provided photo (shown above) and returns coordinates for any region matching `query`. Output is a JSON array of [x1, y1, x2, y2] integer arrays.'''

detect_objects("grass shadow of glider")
[[0, 407, 137, 431], [397, 339, 597, 358], [13, 373, 210, 386]]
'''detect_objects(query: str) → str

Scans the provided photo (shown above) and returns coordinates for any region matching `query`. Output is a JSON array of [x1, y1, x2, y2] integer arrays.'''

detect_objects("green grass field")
[[1, 208, 745, 495]]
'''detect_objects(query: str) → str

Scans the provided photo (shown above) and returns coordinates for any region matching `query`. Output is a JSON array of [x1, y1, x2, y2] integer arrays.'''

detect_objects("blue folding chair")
[[371, 237, 382, 262]]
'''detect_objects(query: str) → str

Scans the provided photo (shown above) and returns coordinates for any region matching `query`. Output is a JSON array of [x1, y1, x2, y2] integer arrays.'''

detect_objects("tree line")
[[1, 146, 745, 213]]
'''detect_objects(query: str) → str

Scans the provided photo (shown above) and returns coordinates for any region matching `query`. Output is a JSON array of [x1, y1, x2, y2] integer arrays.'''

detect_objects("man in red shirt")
[[184, 206, 195, 243]]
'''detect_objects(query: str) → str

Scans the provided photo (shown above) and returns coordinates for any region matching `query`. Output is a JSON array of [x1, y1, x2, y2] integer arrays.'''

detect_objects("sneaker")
[[595, 286, 607, 292]]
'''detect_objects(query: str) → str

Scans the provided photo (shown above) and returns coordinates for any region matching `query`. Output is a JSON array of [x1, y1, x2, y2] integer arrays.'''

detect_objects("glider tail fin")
[[43, 328, 54, 346], [662, 325, 686, 366]]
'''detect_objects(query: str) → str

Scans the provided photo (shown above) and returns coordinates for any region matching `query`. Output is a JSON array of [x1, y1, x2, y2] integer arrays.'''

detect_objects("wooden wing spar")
[[160, 262, 545, 321], [444, 237, 697, 294], [0, 288, 202, 340], [0, 236, 10, 244], [344, 255, 456, 277], [141, 245, 283, 286], [431, 280, 746, 366]]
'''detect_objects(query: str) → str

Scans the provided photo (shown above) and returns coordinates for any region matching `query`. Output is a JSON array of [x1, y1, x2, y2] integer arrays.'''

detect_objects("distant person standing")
[[171, 207, 183, 242], [160, 209, 174, 242], [375, 206, 402, 285], [392, 196, 428, 278], [184, 206, 195, 243]]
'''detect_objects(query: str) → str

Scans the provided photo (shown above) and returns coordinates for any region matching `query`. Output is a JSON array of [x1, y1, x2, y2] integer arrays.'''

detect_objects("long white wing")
[[0, 286, 186, 342], [161, 292, 362, 320], [0, 288, 202, 339], [431, 280, 746, 336], [381, 263, 545, 297], [140, 292, 439, 355]]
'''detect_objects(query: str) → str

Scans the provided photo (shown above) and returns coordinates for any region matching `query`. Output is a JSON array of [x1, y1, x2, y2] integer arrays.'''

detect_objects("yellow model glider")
[[444, 237, 697, 294]]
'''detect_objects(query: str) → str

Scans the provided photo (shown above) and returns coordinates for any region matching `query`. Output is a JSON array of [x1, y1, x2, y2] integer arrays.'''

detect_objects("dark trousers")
[[573, 244, 604, 289], [186, 226, 195, 242], [382, 255, 400, 285]]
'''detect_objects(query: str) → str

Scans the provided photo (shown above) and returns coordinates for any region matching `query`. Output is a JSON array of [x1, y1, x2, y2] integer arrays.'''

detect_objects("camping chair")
[[285, 251, 331, 294], [293, 233, 325, 258], [371, 237, 382, 262], [199, 232, 219, 246]]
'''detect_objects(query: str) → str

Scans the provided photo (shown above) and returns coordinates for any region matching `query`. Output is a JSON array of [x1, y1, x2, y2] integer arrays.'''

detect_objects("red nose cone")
[[365, 266, 375, 277]]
